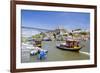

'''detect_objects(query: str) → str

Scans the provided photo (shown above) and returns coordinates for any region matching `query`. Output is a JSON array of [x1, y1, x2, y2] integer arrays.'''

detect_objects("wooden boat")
[[35, 41, 42, 47], [56, 40, 82, 51]]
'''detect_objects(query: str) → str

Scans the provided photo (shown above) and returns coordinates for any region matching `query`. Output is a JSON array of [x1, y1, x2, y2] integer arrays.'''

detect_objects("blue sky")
[[21, 10, 90, 36]]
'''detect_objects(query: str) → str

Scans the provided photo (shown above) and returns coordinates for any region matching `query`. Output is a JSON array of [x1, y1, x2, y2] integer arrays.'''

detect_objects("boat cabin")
[[65, 40, 79, 48]]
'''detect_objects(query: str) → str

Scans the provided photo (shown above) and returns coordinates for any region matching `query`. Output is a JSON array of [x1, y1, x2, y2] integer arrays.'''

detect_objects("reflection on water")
[[21, 40, 90, 63]]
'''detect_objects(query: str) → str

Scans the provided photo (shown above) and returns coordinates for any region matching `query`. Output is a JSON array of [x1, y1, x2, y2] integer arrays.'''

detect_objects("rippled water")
[[21, 40, 90, 63]]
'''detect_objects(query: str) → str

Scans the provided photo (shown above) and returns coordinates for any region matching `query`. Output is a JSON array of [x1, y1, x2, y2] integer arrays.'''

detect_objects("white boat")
[[30, 47, 48, 56], [30, 50, 38, 55]]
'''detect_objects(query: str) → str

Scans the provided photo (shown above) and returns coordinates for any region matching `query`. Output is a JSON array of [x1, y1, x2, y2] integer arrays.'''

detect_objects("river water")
[[21, 40, 90, 63]]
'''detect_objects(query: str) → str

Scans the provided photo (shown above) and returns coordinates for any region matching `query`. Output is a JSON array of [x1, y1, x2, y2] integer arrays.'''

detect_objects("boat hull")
[[56, 45, 82, 51]]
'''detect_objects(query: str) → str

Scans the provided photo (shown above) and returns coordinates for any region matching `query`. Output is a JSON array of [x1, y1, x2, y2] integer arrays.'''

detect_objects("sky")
[[21, 10, 90, 37]]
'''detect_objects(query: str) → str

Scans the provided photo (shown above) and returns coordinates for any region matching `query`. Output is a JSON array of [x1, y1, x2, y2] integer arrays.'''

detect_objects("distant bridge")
[[22, 26, 53, 32]]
